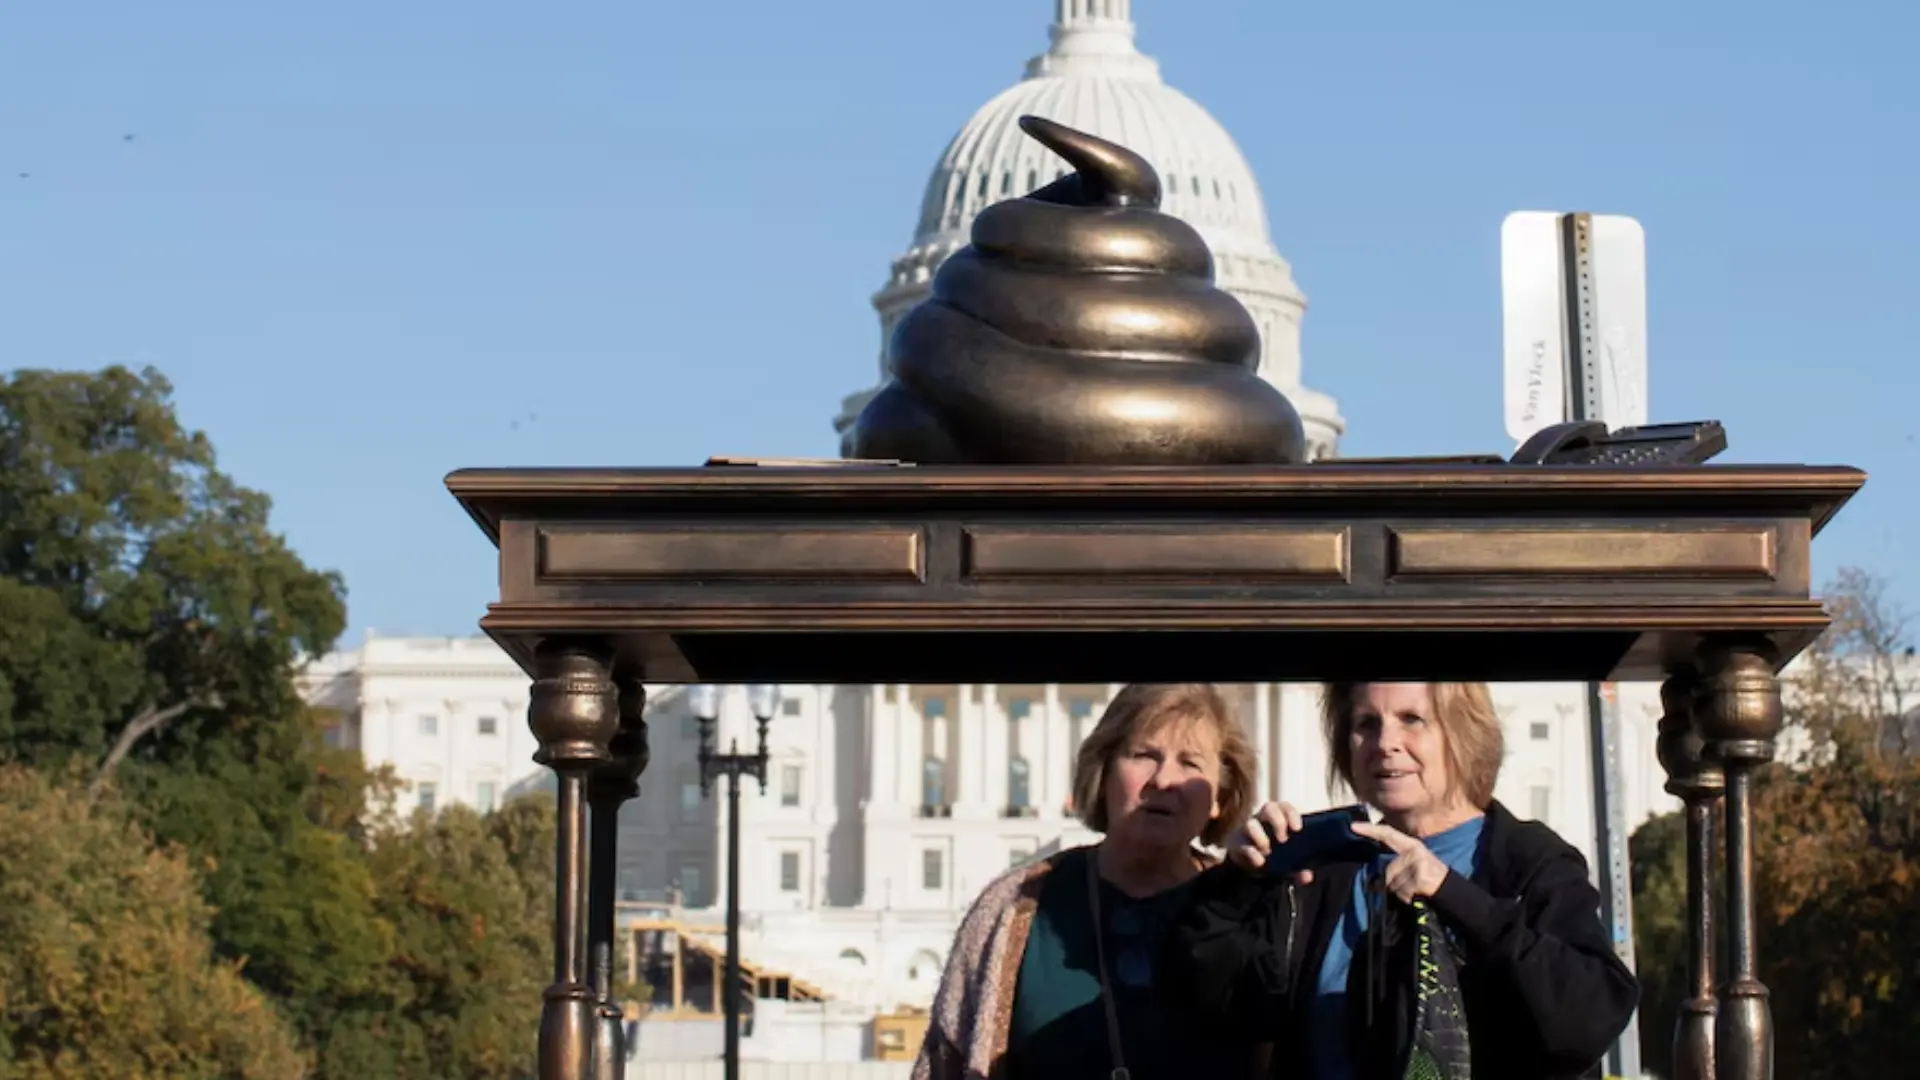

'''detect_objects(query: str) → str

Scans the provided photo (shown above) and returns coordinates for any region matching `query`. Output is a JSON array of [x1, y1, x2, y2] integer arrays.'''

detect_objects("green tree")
[[0, 366, 644, 1074], [0, 763, 309, 1080], [130, 709, 399, 1041], [312, 795, 556, 1080], [0, 366, 392, 1045], [1630, 808, 1685, 1077], [0, 365, 345, 778]]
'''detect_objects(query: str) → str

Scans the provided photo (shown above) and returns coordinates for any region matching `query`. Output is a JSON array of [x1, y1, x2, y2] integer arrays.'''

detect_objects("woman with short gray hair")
[[1163, 681, 1639, 1080]]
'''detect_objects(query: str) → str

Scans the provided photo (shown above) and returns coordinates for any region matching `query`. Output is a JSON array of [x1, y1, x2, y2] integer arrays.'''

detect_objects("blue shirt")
[[1309, 814, 1485, 1080]]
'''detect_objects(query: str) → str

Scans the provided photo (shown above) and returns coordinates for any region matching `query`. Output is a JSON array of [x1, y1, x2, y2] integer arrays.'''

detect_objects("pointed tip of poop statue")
[[850, 117, 1305, 467], [1016, 115, 1161, 208]]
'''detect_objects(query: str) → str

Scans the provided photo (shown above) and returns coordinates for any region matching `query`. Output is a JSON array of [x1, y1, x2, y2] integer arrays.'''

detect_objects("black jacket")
[[1159, 801, 1639, 1080]]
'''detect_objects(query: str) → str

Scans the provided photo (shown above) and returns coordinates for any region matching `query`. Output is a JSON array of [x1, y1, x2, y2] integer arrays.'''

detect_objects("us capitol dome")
[[833, 0, 1345, 460]]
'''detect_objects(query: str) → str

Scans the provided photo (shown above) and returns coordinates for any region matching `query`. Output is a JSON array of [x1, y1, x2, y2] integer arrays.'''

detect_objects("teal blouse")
[[1004, 847, 1246, 1080]]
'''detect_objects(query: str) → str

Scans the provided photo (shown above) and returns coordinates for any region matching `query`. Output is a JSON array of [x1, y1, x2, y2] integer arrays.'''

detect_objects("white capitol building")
[[302, 0, 1677, 1062]]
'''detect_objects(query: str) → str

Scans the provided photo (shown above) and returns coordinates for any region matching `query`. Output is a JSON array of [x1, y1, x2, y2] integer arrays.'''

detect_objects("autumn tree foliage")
[[0, 367, 556, 1078], [1754, 568, 1920, 1078], [0, 764, 309, 1080], [318, 798, 556, 1080], [1632, 568, 1920, 1080]]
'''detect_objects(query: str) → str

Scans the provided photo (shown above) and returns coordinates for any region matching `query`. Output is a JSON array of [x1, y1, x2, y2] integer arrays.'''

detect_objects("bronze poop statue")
[[849, 115, 1306, 466]]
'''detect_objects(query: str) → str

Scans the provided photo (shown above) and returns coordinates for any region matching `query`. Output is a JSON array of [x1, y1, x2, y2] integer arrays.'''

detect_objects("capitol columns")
[[1655, 672, 1725, 1080], [1693, 640, 1784, 1080], [527, 640, 621, 1080], [1042, 685, 1067, 814]]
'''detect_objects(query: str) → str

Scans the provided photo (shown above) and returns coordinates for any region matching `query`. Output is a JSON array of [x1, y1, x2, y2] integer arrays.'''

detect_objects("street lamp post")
[[689, 684, 778, 1080]]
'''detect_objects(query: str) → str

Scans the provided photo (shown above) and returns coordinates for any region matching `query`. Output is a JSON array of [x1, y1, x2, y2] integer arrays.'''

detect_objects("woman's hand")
[[1350, 821, 1451, 903], [1224, 801, 1315, 882]]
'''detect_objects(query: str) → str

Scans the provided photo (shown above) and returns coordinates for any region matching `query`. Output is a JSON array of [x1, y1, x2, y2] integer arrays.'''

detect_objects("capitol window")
[[922, 848, 944, 890], [418, 714, 438, 737], [921, 756, 947, 811], [416, 782, 436, 813], [1531, 722, 1551, 741], [781, 697, 801, 717], [1007, 757, 1032, 815], [1530, 785, 1553, 823], [1067, 697, 1097, 745], [475, 781, 495, 813], [1007, 696, 1033, 720], [779, 851, 800, 892], [680, 776, 703, 824], [476, 716, 498, 736], [780, 764, 802, 807]]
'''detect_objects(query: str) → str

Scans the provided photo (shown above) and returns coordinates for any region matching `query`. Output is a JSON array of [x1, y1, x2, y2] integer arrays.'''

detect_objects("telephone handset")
[[1510, 420, 1729, 467]]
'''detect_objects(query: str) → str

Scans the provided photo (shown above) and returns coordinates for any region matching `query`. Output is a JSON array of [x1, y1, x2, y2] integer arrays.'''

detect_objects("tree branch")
[[89, 700, 197, 798]]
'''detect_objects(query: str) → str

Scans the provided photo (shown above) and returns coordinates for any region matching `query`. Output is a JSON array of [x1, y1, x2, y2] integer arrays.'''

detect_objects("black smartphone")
[[1263, 804, 1385, 877]]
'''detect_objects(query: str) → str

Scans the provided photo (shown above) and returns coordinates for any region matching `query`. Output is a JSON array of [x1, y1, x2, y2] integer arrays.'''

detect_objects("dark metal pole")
[[1657, 674, 1724, 1080], [528, 642, 620, 1080], [693, 686, 773, 1080], [1695, 643, 1781, 1080], [1718, 766, 1765, 1080], [588, 801, 620, 1080], [1682, 798, 1720, 1076], [589, 677, 649, 1080], [554, 773, 590, 1034], [724, 761, 743, 1080]]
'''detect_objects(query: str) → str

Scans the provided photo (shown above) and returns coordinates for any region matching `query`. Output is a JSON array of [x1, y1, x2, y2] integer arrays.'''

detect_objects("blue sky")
[[4, 0, 1915, 646]]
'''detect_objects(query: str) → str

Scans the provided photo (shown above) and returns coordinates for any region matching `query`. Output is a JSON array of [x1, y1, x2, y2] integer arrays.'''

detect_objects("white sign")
[[1500, 211, 1649, 440], [1500, 212, 1568, 442], [1587, 215, 1648, 430]]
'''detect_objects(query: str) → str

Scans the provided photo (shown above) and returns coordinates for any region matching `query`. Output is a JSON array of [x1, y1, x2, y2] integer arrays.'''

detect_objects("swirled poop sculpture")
[[849, 116, 1306, 466]]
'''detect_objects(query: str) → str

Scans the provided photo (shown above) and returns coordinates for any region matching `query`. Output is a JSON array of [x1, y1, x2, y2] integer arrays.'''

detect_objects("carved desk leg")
[[529, 641, 621, 1080], [1656, 673, 1726, 1080], [589, 675, 651, 1080], [1695, 643, 1783, 1080]]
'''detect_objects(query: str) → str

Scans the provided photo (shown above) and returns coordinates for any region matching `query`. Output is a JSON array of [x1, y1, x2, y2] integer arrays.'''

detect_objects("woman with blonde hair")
[[914, 683, 1261, 1080], [1163, 682, 1639, 1080]]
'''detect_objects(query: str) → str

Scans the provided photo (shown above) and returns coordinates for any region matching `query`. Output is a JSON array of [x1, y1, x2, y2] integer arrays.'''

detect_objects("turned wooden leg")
[[1694, 642, 1782, 1080], [589, 674, 650, 1080], [1656, 673, 1725, 1080], [529, 641, 621, 1080]]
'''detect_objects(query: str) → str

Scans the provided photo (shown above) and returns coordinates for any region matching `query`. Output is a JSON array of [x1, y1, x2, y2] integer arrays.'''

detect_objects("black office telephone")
[[1509, 420, 1729, 467]]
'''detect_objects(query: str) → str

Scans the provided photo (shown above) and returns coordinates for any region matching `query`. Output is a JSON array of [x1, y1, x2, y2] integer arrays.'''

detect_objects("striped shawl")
[[910, 844, 1219, 1080]]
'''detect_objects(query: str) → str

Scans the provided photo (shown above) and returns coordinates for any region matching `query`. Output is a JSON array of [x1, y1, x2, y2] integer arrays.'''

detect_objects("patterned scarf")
[[1401, 898, 1473, 1080]]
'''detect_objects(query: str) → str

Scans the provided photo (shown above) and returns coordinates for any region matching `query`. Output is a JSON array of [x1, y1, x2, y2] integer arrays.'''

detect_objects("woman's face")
[[1102, 714, 1224, 853], [1347, 682, 1454, 819]]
